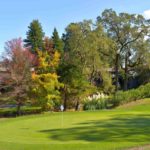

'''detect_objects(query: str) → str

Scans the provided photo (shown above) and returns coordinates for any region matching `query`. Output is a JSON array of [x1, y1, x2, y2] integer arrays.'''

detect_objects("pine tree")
[[24, 20, 45, 53], [52, 28, 64, 53]]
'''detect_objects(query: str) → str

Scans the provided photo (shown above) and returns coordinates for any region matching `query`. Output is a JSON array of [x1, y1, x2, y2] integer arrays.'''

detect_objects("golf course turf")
[[0, 99, 150, 150]]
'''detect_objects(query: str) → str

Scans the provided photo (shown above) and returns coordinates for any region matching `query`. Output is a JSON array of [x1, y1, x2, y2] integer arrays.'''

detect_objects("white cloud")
[[143, 10, 150, 19]]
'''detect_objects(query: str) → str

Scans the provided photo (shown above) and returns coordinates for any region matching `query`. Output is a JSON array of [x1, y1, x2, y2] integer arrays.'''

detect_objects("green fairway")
[[0, 99, 150, 150]]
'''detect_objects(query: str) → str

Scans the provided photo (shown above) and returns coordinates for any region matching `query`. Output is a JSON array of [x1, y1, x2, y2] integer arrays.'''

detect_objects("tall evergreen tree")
[[52, 28, 64, 53], [24, 20, 45, 53]]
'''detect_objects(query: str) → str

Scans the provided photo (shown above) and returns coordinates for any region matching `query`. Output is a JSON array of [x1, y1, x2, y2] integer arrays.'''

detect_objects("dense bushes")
[[111, 83, 150, 106], [83, 98, 107, 110], [0, 106, 42, 117]]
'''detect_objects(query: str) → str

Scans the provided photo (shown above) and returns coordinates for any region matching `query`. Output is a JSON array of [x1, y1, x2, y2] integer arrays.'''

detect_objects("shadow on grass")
[[39, 114, 150, 142]]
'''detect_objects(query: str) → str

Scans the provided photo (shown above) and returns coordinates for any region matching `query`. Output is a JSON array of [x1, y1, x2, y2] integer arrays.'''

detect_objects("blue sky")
[[0, 0, 150, 54]]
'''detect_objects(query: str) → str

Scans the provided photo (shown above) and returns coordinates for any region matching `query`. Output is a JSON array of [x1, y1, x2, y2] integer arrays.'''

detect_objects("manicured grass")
[[0, 99, 150, 150]]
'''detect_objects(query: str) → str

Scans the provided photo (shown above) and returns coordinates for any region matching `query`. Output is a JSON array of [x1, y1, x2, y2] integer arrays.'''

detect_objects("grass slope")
[[0, 99, 150, 150]]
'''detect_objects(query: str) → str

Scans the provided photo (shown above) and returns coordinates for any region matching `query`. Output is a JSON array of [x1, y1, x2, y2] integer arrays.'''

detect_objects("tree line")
[[1, 9, 150, 114]]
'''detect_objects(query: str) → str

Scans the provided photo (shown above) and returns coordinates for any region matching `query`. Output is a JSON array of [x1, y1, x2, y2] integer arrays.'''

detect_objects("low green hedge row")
[[111, 83, 150, 106], [0, 106, 42, 117]]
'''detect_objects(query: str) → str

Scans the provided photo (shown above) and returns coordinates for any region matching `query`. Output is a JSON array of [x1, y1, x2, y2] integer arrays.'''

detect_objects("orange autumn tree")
[[31, 37, 63, 110]]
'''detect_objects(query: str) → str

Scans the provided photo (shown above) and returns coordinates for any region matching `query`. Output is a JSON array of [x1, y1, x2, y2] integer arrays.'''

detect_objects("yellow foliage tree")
[[31, 50, 63, 110]]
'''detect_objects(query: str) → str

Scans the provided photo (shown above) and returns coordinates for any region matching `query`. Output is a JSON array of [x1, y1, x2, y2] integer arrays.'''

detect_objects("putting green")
[[0, 99, 150, 150]]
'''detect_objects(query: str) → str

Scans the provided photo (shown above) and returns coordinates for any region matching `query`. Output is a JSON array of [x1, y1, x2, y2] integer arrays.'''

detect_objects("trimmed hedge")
[[0, 106, 42, 117], [111, 83, 150, 106]]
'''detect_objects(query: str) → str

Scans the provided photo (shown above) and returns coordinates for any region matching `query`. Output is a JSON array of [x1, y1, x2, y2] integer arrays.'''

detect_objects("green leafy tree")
[[132, 39, 150, 85], [97, 9, 149, 91], [24, 20, 45, 53], [59, 62, 94, 111], [63, 21, 114, 91], [59, 20, 114, 110]]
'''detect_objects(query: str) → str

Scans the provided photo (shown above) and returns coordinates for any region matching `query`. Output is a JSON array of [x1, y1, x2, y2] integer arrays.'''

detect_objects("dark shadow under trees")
[[39, 114, 150, 143]]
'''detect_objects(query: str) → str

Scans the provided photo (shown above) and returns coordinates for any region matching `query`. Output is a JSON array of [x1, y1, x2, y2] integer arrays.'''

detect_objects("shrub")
[[83, 98, 107, 111], [111, 83, 150, 107], [0, 106, 42, 117]]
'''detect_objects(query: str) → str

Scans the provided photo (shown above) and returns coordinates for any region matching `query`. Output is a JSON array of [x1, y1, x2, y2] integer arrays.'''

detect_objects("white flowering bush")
[[83, 92, 108, 110], [86, 92, 108, 101]]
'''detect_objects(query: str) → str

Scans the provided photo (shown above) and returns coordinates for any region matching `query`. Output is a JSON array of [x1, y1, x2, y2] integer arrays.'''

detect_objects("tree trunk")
[[17, 103, 21, 116], [63, 85, 67, 111], [115, 53, 119, 92], [124, 54, 128, 91], [75, 100, 80, 111]]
